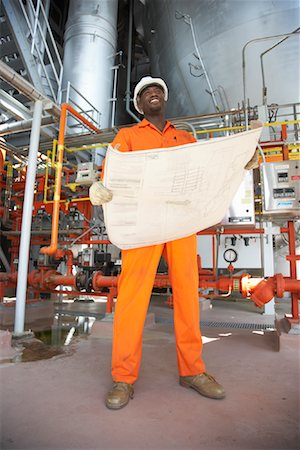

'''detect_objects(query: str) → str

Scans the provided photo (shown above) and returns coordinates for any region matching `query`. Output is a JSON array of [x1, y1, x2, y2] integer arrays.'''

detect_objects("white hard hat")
[[133, 76, 168, 114]]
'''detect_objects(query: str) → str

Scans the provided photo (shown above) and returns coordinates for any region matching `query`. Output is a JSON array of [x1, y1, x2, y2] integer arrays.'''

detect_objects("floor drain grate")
[[200, 321, 275, 330], [155, 318, 274, 330]]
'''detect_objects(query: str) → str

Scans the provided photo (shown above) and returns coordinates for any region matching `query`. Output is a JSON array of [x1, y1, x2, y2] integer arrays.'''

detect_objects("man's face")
[[137, 84, 165, 115]]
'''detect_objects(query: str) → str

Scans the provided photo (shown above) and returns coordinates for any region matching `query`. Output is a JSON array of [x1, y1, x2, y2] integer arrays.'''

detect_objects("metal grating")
[[155, 318, 274, 330], [200, 320, 275, 330]]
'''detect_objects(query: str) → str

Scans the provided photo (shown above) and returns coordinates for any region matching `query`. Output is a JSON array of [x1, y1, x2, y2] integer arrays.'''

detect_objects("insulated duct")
[[62, 0, 118, 129]]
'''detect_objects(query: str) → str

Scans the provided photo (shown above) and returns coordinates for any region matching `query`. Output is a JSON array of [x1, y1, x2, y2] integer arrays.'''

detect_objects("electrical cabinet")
[[260, 161, 300, 216], [221, 171, 255, 226]]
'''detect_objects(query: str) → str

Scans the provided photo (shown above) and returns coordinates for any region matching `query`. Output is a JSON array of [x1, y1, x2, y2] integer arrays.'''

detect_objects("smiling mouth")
[[150, 98, 160, 104]]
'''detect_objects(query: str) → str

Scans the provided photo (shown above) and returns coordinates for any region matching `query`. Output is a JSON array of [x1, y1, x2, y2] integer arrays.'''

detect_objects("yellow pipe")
[[65, 142, 110, 152], [43, 150, 51, 203], [51, 139, 57, 167], [264, 119, 300, 127], [196, 126, 245, 134], [7, 161, 13, 177], [195, 119, 300, 135]]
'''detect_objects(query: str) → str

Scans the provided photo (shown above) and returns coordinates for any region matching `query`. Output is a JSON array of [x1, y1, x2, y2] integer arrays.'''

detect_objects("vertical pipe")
[[287, 221, 299, 320], [40, 103, 67, 255], [40, 103, 100, 256], [14, 100, 43, 334], [188, 17, 219, 111], [111, 66, 118, 128], [62, 0, 118, 128], [262, 222, 275, 315], [125, 0, 140, 123]]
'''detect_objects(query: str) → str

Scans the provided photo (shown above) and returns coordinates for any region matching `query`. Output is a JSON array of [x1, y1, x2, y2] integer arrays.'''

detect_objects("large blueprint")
[[102, 127, 262, 249]]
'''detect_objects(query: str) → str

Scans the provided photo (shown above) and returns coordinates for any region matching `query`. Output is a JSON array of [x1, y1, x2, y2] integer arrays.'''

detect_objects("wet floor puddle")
[[1, 312, 96, 364]]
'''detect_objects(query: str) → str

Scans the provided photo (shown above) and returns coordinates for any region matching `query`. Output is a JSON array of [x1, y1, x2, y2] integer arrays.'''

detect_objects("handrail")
[[175, 10, 219, 112], [260, 27, 300, 105], [60, 81, 101, 128], [40, 103, 101, 256], [18, 0, 63, 102], [242, 31, 300, 130], [195, 119, 300, 135]]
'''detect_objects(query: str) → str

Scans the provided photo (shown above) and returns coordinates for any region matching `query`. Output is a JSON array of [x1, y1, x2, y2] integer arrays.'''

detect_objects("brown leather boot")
[[105, 382, 134, 410], [180, 373, 225, 399]]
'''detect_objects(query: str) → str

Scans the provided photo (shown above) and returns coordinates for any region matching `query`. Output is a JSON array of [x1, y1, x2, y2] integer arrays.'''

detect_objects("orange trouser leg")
[[166, 234, 206, 376], [111, 244, 164, 384]]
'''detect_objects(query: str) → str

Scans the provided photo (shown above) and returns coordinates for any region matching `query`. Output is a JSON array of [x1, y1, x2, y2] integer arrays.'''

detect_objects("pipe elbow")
[[40, 245, 57, 256], [250, 278, 275, 308]]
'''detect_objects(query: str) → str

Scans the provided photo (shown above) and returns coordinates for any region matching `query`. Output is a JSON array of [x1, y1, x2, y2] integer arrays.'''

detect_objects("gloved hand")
[[244, 120, 263, 170], [89, 181, 113, 205]]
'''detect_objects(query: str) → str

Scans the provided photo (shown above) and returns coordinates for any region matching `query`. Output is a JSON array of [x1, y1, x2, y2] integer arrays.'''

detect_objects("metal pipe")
[[62, 0, 117, 128], [1, 230, 84, 236], [14, 100, 43, 335], [242, 31, 300, 130], [184, 13, 219, 112], [260, 27, 300, 105], [0, 61, 60, 118], [125, 0, 140, 123], [0, 116, 55, 136], [111, 65, 118, 128], [40, 103, 101, 256]]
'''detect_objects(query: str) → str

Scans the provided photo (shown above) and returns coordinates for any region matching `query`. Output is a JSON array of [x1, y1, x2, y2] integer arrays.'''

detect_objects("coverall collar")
[[137, 118, 174, 134]]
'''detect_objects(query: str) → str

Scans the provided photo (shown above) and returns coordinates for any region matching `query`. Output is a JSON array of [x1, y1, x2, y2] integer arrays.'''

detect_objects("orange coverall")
[[110, 118, 206, 384]]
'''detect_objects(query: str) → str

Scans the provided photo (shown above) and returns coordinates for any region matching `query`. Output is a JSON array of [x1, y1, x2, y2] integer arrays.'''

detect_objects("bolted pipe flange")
[[43, 270, 62, 290], [92, 271, 105, 291], [240, 274, 251, 297]]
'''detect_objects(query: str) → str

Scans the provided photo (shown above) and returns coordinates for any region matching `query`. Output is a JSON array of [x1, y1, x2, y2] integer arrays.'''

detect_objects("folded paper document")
[[103, 127, 262, 249]]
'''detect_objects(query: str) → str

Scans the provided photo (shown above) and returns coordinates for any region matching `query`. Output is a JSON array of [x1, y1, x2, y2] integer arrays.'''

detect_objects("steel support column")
[[14, 100, 43, 334]]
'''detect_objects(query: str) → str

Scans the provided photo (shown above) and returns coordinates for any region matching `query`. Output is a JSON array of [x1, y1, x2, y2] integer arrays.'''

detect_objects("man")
[[90, 76, 258, 410]]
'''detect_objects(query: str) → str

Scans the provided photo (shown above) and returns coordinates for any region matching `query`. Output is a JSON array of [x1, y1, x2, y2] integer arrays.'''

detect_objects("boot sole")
[[180, 379, 226, 400]]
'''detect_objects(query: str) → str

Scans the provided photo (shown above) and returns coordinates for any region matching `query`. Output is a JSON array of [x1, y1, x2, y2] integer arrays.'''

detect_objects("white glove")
[[89, 181, 113, 205], [244, 120, 263, 170]]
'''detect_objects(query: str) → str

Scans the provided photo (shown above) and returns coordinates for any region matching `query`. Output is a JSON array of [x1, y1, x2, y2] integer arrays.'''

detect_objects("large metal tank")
[[135, 0, 299, 117], [62, 0, 118, 129]]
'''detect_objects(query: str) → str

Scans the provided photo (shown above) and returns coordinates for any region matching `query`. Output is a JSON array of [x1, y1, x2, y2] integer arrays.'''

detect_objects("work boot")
[[179, 373, 225, 399], [105, 382, 134, 410]]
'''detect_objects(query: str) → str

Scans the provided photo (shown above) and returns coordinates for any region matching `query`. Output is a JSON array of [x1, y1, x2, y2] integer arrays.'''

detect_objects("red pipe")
[[55, 249, 74, 276], [27, 269, 76, 290], [250, 275, 300, 308], [92, 272, 119, 289], [1, 269, 300, 312]]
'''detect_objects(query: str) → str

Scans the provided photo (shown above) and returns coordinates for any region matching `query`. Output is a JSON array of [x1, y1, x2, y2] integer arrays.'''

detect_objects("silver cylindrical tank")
[[62, 0, 118, 128], [136, 0, 299, 117]]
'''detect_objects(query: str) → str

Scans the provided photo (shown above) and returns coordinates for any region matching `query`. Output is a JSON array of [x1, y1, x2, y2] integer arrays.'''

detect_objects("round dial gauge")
[[223, 248, 238, 263]]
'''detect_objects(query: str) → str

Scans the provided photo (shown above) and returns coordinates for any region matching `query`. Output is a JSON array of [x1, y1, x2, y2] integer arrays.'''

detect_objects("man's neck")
[[144, 114, 166, 132]]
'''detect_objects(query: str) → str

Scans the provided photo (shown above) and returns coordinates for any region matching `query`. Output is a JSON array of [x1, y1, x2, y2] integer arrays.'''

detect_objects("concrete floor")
[[0, 297, 299, 450]]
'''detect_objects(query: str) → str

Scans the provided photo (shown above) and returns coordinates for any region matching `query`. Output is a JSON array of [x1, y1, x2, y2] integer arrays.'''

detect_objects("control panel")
[[75, 162, 99, 186], [260, 161, 300, 216], [222, 171, 255, 226]]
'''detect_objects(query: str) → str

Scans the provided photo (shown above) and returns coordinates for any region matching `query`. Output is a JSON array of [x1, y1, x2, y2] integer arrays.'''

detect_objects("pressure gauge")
[[223, 248, 238, 263]]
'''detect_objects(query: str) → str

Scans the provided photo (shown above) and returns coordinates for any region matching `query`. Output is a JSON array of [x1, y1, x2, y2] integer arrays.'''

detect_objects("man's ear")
[[137, 96, 143, 114]]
